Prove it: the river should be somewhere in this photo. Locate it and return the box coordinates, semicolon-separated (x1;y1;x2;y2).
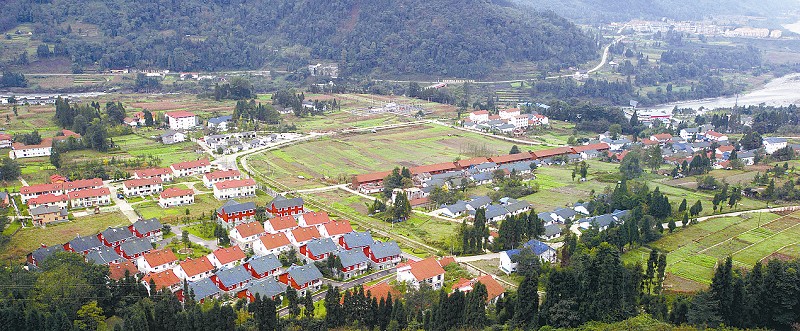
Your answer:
652;73;800;112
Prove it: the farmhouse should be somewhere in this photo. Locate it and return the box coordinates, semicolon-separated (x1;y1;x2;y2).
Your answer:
351;171;392;194
160;130;186;145
159;187;195;208
266;195;304;217
229;221;266;250
203;169;241;188
253;232;293;256
451;275;505;304
763;137;788;154
396;257;445;290
134;168;174;182
213;178;257;200
278;264;323;294
123;177;163;197
10;138;52;159
0;133;11;148
164;111;197;130
499;239;557;274
488;152;534;165
216;200;257;228
174;256;215;282
207;115;233;131
29;205;68;226
170;159;211;177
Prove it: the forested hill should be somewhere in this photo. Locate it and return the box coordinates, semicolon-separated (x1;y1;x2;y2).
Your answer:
512;0;799;23
1;0;599;78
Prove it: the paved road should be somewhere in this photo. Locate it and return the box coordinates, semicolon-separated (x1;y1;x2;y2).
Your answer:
277;268;396;317
455;252;500;263
106;182;141;223
586;36;626;74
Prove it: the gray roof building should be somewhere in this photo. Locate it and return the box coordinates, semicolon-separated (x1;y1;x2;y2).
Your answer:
336;249;369;268
484;205;510;220
86;246;124;265
245;278;285;300
217;200;257;214
214;265;253;289
130;218;162;235
341;232;375;249
118;237;152;257
208;115;233;126
286;264;323;285
505;201;531;214
29;245;64;266
246;254;282;275
553;207;577;220
189;278;221;301
67;235;102;253
467;196;492;210
269;195;304;210
368;241;402;259
100;226;134;245
543;224;562;238
305;237;339;257
537;212;555;223
29;205;68;217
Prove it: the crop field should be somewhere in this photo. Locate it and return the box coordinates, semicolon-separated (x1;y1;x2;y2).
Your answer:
0;211;132;263
622;211;800;292
247;124;521;189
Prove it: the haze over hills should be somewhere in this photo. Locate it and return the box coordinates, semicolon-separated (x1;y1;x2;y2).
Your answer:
511;0;800;23
1;0;599;78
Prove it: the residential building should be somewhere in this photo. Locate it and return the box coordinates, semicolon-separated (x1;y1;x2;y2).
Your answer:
98;226;134;247
211;265;253;292
87;247;125;265
123;177;163;197
298;211;331;228
364;241;402;269
230;221;265;250
187;278;222;303
703;130;728;142
468;110;489;123
134;168;174;182
351;171;392;194
499;239;557;274
142;269;182;294
0;192;8;207
29;205;68;226
239;278;284;303
174;256;215;282
66;187;111;208
27;245;64;268
216;200;257;228
278;264;323;294
129;218;163;242
300;237;339;262
116;237;153;260
340;231;375;251
10;138;53;159
541;224;562;240
161;130;186;144
396;257;445;290
170;159;211;177
138;249;178;274
64;235;103;255
108;260;139;280
320;220;353;240
451;275;505;304
264;215;298;234
20;182;63;203
27;194;69;210
764;137;788;154
253;232;293;256
164;111;197;130
0;133;11;148
208;246;247;269
266;195;304;217
203;169;241;188
207;115;233;131
290;226;321;247
336;249;369;279
213;178;257;200
243;254;282;279
159;187;195;208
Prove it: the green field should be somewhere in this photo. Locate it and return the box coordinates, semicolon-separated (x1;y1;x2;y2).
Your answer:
114;134;206;167
622;211;800;292
248;124;522;189
135;191;268;224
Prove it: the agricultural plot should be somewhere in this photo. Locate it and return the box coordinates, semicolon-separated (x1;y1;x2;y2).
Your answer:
248;124;520;189
622;211;800;291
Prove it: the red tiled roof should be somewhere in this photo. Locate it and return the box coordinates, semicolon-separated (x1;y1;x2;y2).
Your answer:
291;226;321;243
67;187;111;199
267;216;297;231
476;275;505;302
165;111;196;119
409;162;459;175
234;221;265;238
214;178;256;190
323;220;353;236
61;129;81;138
63;178;103;191
363;282;400;302
303;212;331;226
717;145;735;153
488;115;501;120
438;256;456;267
354;171;392;184
178;257;215;277
456;157;490;168
258;233;291;250
124;177;163;188
488;152;534;164
452;278;473;291
499;108;520;114
471;110;489;115
204;169;241;181
212;246;246;265
571;143;610;153
108;261;139;280
50;174;67;183
143;249;178;267
409;197;429;207
407;257;445;281
12;138;53;150
0;133;11;140
21;183;62;195
27;193;68;205
652;133;672;141
143;269;181;290
641;138;658;145
706;130;723;137
160;187;194;199
532;147;573;159
135;168;172;178
171;159;210;170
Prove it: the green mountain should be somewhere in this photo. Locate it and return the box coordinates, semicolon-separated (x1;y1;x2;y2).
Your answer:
1;0;599;78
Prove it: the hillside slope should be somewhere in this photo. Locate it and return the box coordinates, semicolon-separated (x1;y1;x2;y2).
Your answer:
0;0;599;78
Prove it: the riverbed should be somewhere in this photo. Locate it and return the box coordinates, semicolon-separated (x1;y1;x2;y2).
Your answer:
652;73;800;111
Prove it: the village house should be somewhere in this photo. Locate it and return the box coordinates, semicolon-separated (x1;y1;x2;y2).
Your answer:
0;133;12;149
164;111;198;130
278;264;323;294
137;249;178;274
207;115;233;131
229;221;266;250
290;226;321;247
211;264;254;292
0;192;8;207
64;235;103;255
468;110;490;123
134;168;174;182
679;127;699;140
243;254;282;279
98;226;134;247
264;215;298;234
116;237;153;260
27;193;69;210
239;278;284;303
208;246;247;270
10;138;53;159
19;182;63;203
320;220;353;241
351;171;392;194
160;130;186;145
763;137;788;154
703;130;728;142
364;241;402;270
300;237;339;262
203;169;241;188
174;256;216;282
27;245;64;268
541;224;563;241
253;232;293;256
108;260;139;280
336;249;370;279
396;257;446;290
67;187;112;209
29;205;68;226
213;178;257;200
187;278;222;303
340;231;374;251
216;200;257;228
123;177;163;197
499;239;557;274
86;247;125;265
159;187;195;208
266;195;304;217
170;159;212;177
142;269;182;294
451;275;506;305
129;218;163;242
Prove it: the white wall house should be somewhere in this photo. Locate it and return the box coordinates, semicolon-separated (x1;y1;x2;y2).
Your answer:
213;178;257;200
67;187;112;209
134;168;174;182
164;111;197;130
170;159;212;177
763;137;788;155
230;222;265;250
253;233;293;256
468;111;489;123
396;257;445;290
203;169;241;188
158;187;195;208
123;178;163;197
10;139;53;159
137;250;178;274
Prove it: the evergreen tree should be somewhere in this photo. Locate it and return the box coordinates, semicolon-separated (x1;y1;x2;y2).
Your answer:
514;272;539;328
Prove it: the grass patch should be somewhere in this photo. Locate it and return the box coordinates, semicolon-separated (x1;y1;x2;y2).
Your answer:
185;222;217;240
